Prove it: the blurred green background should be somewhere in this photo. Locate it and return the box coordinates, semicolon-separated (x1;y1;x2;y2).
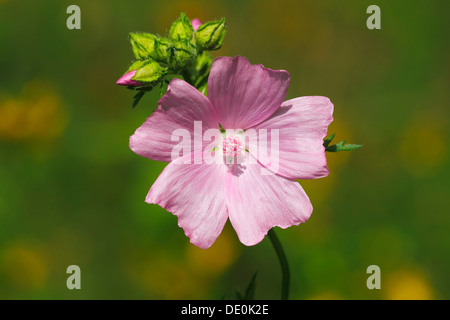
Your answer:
0;0;448;300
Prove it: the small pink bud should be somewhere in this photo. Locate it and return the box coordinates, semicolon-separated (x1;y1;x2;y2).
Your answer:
116;70;143;87
191;19;202;32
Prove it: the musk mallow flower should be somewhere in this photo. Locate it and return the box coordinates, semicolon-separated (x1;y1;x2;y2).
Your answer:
129;55;333;249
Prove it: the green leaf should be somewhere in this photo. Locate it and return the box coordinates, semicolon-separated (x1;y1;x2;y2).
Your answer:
132;91;145;108
243;272;258;300
233;272;258;300
169;12;194;42
195;18;226;50
233;290;243;300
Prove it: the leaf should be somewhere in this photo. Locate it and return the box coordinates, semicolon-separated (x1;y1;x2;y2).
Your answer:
132;91;145;108
243;272;258;300
231;272;258;300
233;290;243;300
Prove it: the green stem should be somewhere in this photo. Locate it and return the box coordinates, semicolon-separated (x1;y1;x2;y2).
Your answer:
267;228;290;300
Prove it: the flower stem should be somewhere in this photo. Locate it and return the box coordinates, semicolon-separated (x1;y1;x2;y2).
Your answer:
267;228;290;300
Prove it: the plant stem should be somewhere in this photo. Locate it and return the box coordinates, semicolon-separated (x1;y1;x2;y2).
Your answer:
267;228;290;300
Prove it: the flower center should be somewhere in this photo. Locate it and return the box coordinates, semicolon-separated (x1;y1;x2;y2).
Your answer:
222;135;244;157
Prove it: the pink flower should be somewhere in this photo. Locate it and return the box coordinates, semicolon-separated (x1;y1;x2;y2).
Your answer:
130;56;333;249
116;70;143;87
191;19;202;32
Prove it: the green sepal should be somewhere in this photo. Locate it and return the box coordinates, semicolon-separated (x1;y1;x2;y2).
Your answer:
195;18;226;50
323;133;362;152
126;60;146;73
323;132;336;148
131;59;167;83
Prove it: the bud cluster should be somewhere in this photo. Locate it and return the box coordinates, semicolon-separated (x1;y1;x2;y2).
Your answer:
116;12;226;95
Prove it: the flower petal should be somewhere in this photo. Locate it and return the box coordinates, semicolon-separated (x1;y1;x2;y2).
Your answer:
207;56;290;130
129;79;218;162
226;155;312;246
147;153;228;249
249;96;334;180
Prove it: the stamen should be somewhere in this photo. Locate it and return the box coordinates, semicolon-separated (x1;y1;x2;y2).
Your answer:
222;136;244;157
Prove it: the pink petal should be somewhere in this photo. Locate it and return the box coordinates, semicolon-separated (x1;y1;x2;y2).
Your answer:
116;70;143;87
129;79;218;162
248;96;334;180
147;153;228;249
191;19;202;32
226;154;313;246
207;56;290;130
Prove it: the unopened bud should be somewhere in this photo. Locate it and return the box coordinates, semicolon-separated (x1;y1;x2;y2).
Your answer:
116;70;143;87
195;18;226;50
169;41;197;72
131;59;167;83
169;12;194;42
129;33;157;60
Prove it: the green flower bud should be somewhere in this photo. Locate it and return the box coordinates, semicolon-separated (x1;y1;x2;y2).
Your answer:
131;59;167;83
169;40;197;72
195;18;226;50
129;33;158;60
169;12;194;42
154;37;172;62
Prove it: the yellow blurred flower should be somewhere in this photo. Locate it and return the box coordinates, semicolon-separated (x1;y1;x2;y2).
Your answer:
399;119;446;177
124;225;240;299
186;223;239;276
1;242;48;290
384;269;434;300
0;81;68;143
308;291;344;300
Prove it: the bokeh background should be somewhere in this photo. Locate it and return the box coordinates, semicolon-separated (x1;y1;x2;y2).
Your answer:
0;0;448;300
